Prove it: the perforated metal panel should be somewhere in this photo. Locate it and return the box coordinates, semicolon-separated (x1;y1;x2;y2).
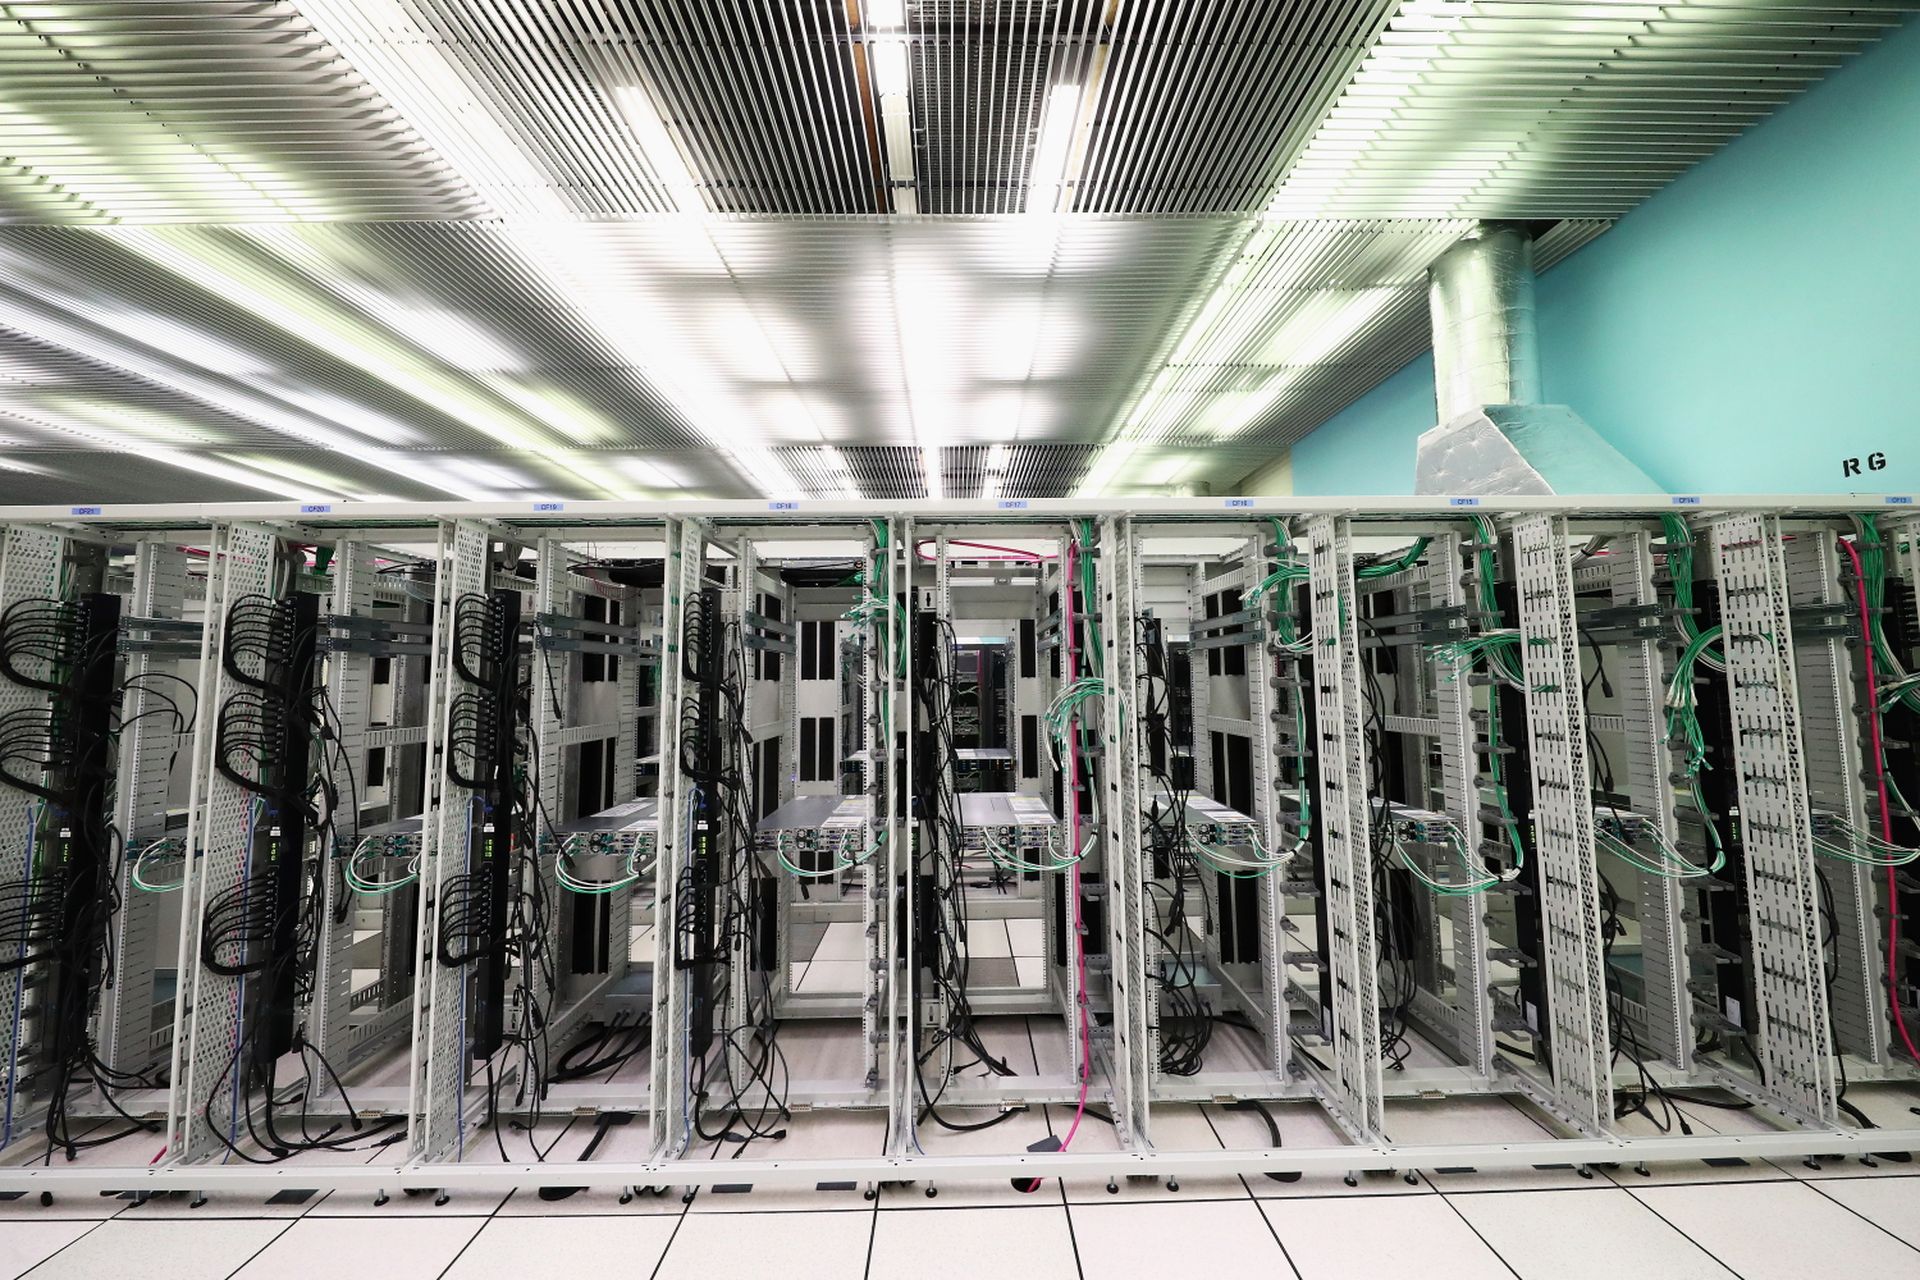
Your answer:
1099;517;1146;1142
1608;530;1692;1070
1709;515;1837;1125
412;520;491;1161
172;523;279;1164
101;542;194;1078
1304;516;1383;1140
310;542;375;1072
1783;529;1884;1065
648;517;704;1157
1427;530;1494;1078
1510;515;1610;1137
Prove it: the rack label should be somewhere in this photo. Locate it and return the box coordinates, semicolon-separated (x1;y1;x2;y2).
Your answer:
1885;495;1913;505
997;499;1030;510
1670;495;1702;506
1447;496;1481;507
768;500;800;511
1223;497;1254;509
532;502;565;512
69;505;102;516
300;503;333;514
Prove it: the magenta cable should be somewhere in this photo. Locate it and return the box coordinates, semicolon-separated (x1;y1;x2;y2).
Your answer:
1839;534;1920;1066
1057;534;1094;1153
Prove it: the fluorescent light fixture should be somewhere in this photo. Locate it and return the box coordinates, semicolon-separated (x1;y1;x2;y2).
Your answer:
1026;84;1082;213
866;0;905;27
870;40;910;96
613;84;703;213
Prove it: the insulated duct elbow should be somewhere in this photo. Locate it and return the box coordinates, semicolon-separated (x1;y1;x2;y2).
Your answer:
1428;223;1541;424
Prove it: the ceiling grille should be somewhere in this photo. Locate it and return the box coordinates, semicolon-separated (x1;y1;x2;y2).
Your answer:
0;1;479;223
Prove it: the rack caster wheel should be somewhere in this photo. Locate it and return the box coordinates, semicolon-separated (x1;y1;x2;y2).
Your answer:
434;1192;450;1207
863;1187;878;1202
374;1191;389;1206
1166;1179;1180;1193
925;1185;938;1199
1106;1179;1119;1195
1802;1157;1821;1171
1576;1166;1594;1180
1861;1155;1879;1168
38;1192;52;1208
619;1188;635;1205
1634;1163;1650;1178
681;1190;697;1205
1343;1174;1357;1188
1403;1172;1418;1186
190;1194;207;1209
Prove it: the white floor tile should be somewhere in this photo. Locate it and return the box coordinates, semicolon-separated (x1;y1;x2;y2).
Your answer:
1062;1104;1244;1203
871;1205;1079;1280
690;1108;888;1212
494;1114;680;1217
1809;1175;1920;1249
795;960;867;994
442;1216;679;1280
888;1105;1058;1208
654;1205;871;1280
1014;956;1046;989
1006;918;1046;957
1602;1093;1795;1186
1070;1199;1292;1279
0;1219;96;1280
1259;1194;1514;1279
1448;1187;1734;1279
20;1219;289;1280
1384;1097;1588;1193
964;921;1013;959
807;922;869;963
1633;1180;1920;1280
229;1216;481;1280
1219;1102;1434;1199
778;1018;872;1077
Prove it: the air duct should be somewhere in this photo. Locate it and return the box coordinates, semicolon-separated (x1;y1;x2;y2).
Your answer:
1413;224;1660;497
1429;223;1541;424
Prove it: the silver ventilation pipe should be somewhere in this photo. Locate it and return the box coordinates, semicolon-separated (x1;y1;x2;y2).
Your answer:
1428;223;1541;425
1413;223;1661;496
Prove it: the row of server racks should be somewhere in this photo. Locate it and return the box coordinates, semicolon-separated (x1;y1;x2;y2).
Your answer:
0;499;1914;1200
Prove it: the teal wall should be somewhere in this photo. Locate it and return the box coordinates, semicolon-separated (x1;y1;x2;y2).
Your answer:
1288;15;1919;498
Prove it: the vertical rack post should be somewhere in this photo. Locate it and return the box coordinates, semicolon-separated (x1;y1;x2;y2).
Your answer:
410;520;491;1161
1303;516;1384;1142
649;516;704;1157
1510;514;1611;1137
1709;513;1837;1126
170;522;280;1164
1099;516;1146;1143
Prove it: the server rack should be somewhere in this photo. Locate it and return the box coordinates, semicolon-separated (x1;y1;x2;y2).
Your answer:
0;496;1906;1201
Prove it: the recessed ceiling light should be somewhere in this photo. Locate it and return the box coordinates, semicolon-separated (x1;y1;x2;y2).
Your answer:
612;84;703;213
1027;84;1082;213
870;40;910;96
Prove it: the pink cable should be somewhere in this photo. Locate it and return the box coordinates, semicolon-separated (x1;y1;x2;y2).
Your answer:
914;539;1054;563
1057;536;1093;1154
1839;535;1920;1067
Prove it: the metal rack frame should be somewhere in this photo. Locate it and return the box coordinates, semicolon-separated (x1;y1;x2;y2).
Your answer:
0;494;1912;1194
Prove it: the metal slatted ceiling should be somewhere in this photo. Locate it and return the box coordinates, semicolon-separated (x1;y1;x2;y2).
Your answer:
1265;0;1913;219
0;1;479;223
0;217;1245;498
1071;2;1392;213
